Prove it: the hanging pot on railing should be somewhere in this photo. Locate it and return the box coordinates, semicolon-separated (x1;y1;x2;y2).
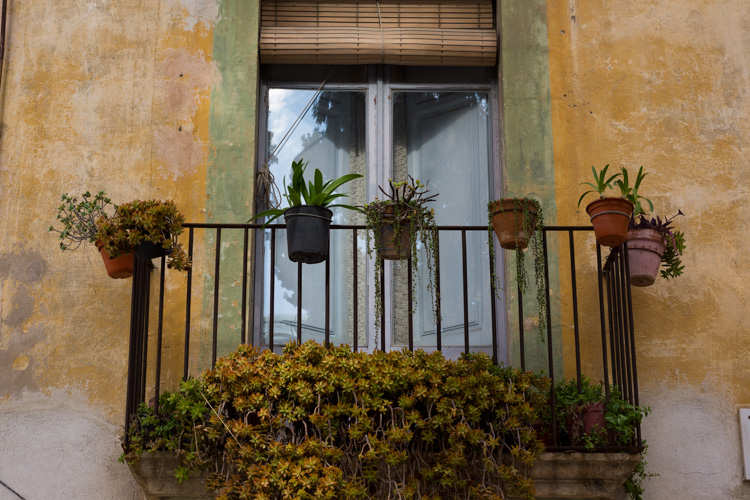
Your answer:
284;205;333;264
134;239;168;261
96;241;134;279
626;229;666;287
489;198;538;250
378;205;412;260
585;197;633;247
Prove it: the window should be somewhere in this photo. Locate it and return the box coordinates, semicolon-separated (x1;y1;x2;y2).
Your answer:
254;65;503;358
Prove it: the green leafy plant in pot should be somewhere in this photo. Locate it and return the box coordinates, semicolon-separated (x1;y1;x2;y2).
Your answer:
95;199;191;271
487;197;547;337
578;164;635;247
628;210;685;286
251;158;363;264
50;191;134;279
363;177;439;331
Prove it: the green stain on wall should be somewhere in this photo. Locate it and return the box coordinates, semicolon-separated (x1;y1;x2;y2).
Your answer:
203;0;260;362
500;0;561;378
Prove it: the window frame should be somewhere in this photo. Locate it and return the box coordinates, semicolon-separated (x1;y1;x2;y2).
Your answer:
252;65;507;362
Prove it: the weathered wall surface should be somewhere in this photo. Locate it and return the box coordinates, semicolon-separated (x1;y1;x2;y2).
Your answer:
547;1;750;498
0;1;257;498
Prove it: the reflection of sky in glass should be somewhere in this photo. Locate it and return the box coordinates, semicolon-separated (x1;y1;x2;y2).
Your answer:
267;89;321;193
264;89;322;320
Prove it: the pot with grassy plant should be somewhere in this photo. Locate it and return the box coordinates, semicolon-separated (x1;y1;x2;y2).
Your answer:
50;191;134;279
364;177;439;330
96;199;191;271
487;197;547;336
251;158;362;264
627;211;685;287
578;165;635;247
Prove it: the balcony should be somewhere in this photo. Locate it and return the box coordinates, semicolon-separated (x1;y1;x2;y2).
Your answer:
124;222;644;497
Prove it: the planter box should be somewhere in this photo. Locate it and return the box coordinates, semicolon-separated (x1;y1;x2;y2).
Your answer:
526;452;641;499
124;451;218;500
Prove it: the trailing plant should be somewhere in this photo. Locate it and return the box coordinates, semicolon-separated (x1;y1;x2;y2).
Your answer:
487;198;547;338
544;377;650;451
95;199;191;271
623;442;658;500
125;341;550;499
615;166;653;217
251;158;363;228
630;210;686;279
364;177;440;333
122;377;226;483
49;191;116;250
577;164;621;207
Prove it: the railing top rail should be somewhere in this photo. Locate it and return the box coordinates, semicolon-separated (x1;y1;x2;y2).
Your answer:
183;222;595;232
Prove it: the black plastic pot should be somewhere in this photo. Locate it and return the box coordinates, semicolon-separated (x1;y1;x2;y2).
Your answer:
284;205;333;264
135;240;168;260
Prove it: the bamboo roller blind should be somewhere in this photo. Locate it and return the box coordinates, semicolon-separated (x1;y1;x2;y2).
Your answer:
260;0;497;66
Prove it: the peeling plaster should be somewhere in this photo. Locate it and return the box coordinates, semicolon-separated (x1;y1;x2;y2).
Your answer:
177;0;220;31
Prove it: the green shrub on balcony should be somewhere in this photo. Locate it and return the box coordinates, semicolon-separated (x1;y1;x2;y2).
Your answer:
125;341;549;499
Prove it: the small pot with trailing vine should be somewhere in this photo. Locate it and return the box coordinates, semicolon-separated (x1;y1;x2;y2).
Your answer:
363;177;440;331
627;210;685;287
50;191;134;279
487;197;547;337
578;164;638;247
251;158;362;264
95;199;191;271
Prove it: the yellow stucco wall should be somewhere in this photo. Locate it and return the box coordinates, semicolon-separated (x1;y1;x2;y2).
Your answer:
0;0;215;419
547;2;750;496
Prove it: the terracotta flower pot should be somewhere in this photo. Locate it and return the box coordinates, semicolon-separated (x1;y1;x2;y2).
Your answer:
378;205;411;260
489;198;538;250
582;402;606;435
96;241;134;279
626;229;666;287
585;198;634;247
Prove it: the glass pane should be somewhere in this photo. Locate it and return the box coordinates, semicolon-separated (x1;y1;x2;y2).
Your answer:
392;91;493;347
262;89;367;347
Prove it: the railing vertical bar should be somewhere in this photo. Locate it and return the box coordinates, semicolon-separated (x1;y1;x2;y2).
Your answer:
596;244;611;398
623;242;642;445
140;261;151;407
241;227;249;345
488;233;497;364
325;241;331;349
517;279;526;372
407;255;414;352
125;257;146;447
619;246;634;404
352;228;359;353
542;229;558;444
605;259;618;391
380;261;385;352
183;228;194;379
611;250;625;393
297;261;303;345
569;230;582;386
435;230;442;352
269;228;276;352
154;256;166;411
211;228;222;368
461;229;470;354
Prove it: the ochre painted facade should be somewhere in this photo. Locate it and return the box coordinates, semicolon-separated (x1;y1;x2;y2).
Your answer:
0;0;749;498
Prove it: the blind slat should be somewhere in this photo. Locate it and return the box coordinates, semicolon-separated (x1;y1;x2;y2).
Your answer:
261;0;497;66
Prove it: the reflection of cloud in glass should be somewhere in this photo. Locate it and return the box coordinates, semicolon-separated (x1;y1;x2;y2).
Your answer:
268;89;320;180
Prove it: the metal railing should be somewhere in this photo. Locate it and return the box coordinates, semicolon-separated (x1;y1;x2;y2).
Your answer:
124;223;642;452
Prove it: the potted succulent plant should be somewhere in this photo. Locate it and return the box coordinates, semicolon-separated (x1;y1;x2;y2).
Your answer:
487;197;547;336
363;177;439;330
50;191;134;279
251;158;362;264
95;199;191;271
627;211;685;286
578;165;636;247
